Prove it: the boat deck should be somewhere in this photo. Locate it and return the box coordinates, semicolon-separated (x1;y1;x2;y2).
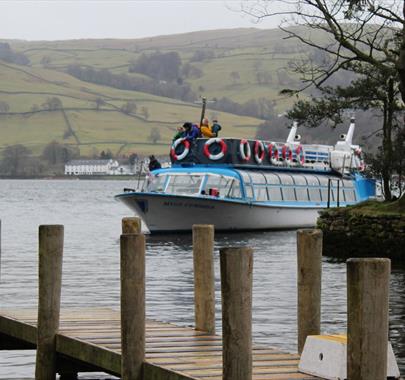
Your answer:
0;307;321;379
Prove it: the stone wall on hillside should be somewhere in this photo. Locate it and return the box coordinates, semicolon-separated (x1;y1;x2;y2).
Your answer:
317;209;405;262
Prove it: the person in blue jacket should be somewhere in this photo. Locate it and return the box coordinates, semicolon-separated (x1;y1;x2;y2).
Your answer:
183;122;200;141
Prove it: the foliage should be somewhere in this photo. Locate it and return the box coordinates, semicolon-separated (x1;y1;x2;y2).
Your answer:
42;141;79;165
148;127;161;143
129;52;182;82
0;101;10;113
121;101;137;115
0;144;32;176
41;97;63;111
66;64;197;102
0;42;30;65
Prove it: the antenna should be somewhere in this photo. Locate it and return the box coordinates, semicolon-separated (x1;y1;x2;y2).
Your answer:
194;96;215;126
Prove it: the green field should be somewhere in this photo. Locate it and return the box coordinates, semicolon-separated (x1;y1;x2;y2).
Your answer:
0;27;314;156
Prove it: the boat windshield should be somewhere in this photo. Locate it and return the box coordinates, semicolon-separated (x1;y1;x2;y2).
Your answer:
147;172;241;198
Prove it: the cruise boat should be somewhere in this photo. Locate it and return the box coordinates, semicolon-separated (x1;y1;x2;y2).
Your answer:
115;119;376;233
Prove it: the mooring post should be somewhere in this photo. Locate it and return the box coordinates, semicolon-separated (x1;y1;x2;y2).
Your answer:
122;216;142;234
192;224;215;334
297;229;322;354
35;225;64;380
120;233;145;380
220;247;253;380
347;258;390;380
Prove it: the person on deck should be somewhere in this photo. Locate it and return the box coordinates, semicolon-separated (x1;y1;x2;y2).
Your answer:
183;122;200;141
148;155;161;171
211;119;222;136
200;118;216;138
172;126;185;142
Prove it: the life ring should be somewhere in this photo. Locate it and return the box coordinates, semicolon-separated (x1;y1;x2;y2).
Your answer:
281;144;293;164
354;147;365;171
239;139;251;161
268;142;280;165
170;138;190;161
295;144;305;165
203;138;227;160
254;140;265;164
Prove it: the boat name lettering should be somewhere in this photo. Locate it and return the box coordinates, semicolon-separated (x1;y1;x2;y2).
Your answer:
163;201;214;209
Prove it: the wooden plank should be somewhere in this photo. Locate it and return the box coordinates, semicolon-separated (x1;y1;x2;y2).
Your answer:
0;308;321;380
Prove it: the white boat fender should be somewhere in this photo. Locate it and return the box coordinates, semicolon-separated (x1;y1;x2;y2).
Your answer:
239;139;251;161
254;140;265;164
282;144;293;165
295;144;305;165
203;138;227;160
268;142;280;165
298;335;400;380
170;138;190;161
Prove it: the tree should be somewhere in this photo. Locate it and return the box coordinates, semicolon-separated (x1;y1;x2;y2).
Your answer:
121;101;137;115
140;106;149;120
288;64;403;200
148;127;161;144
42;141;78;165
243;1;405;102
94;97;105;110
0;101;10;113
244;0;405;200
230;71;241;84
42;97;63;111
0;144;31;176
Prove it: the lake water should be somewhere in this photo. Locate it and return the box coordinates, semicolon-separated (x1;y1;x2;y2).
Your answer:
0;179;403;379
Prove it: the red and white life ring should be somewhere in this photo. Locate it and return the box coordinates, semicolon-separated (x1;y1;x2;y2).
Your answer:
170;138;190;161
295;144;305;165
268;142;279;165
254;140;265;164
282;144;293;164
239;139;251;161
203;138;227;160
354;147;365;171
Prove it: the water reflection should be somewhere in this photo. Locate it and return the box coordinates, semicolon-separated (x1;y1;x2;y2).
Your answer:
0;180;403;378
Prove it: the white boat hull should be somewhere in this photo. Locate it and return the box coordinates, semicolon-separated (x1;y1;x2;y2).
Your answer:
116;193;321;233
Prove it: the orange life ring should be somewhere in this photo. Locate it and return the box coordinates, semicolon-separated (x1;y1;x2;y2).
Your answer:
239;139;251;161
203;138;227;160
254;140;265;164
170;138;190;161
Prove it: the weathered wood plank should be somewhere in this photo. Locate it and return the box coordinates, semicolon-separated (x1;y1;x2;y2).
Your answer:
0;308;320;380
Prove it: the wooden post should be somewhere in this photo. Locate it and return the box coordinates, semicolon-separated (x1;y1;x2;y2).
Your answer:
297;229;322;354
35;225;64;380
192;224;215;334
220;247;253;380
120;233;145;380
122;217;141;234
347;258;390;380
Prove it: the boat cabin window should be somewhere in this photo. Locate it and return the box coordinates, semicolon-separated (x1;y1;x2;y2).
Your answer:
166;174;203;195
268;187;282;201
264;173;280;185
203;174;242;199
148;174;168;192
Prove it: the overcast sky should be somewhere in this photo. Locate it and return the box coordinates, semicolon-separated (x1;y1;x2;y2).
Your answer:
0;0;280;41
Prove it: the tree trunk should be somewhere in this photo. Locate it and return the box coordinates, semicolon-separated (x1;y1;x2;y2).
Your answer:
399;2;405;103
382;78;395;201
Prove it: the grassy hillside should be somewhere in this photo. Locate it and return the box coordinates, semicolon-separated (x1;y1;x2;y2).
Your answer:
0;27;374;158
0;59;262;156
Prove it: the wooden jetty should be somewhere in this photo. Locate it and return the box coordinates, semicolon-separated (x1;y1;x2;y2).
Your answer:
0;307;313;379
0;218;393;380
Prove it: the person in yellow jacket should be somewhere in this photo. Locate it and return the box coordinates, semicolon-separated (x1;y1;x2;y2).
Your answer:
200;118;217;138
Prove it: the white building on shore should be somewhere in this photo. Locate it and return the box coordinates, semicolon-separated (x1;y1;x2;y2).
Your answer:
65;159;122;175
